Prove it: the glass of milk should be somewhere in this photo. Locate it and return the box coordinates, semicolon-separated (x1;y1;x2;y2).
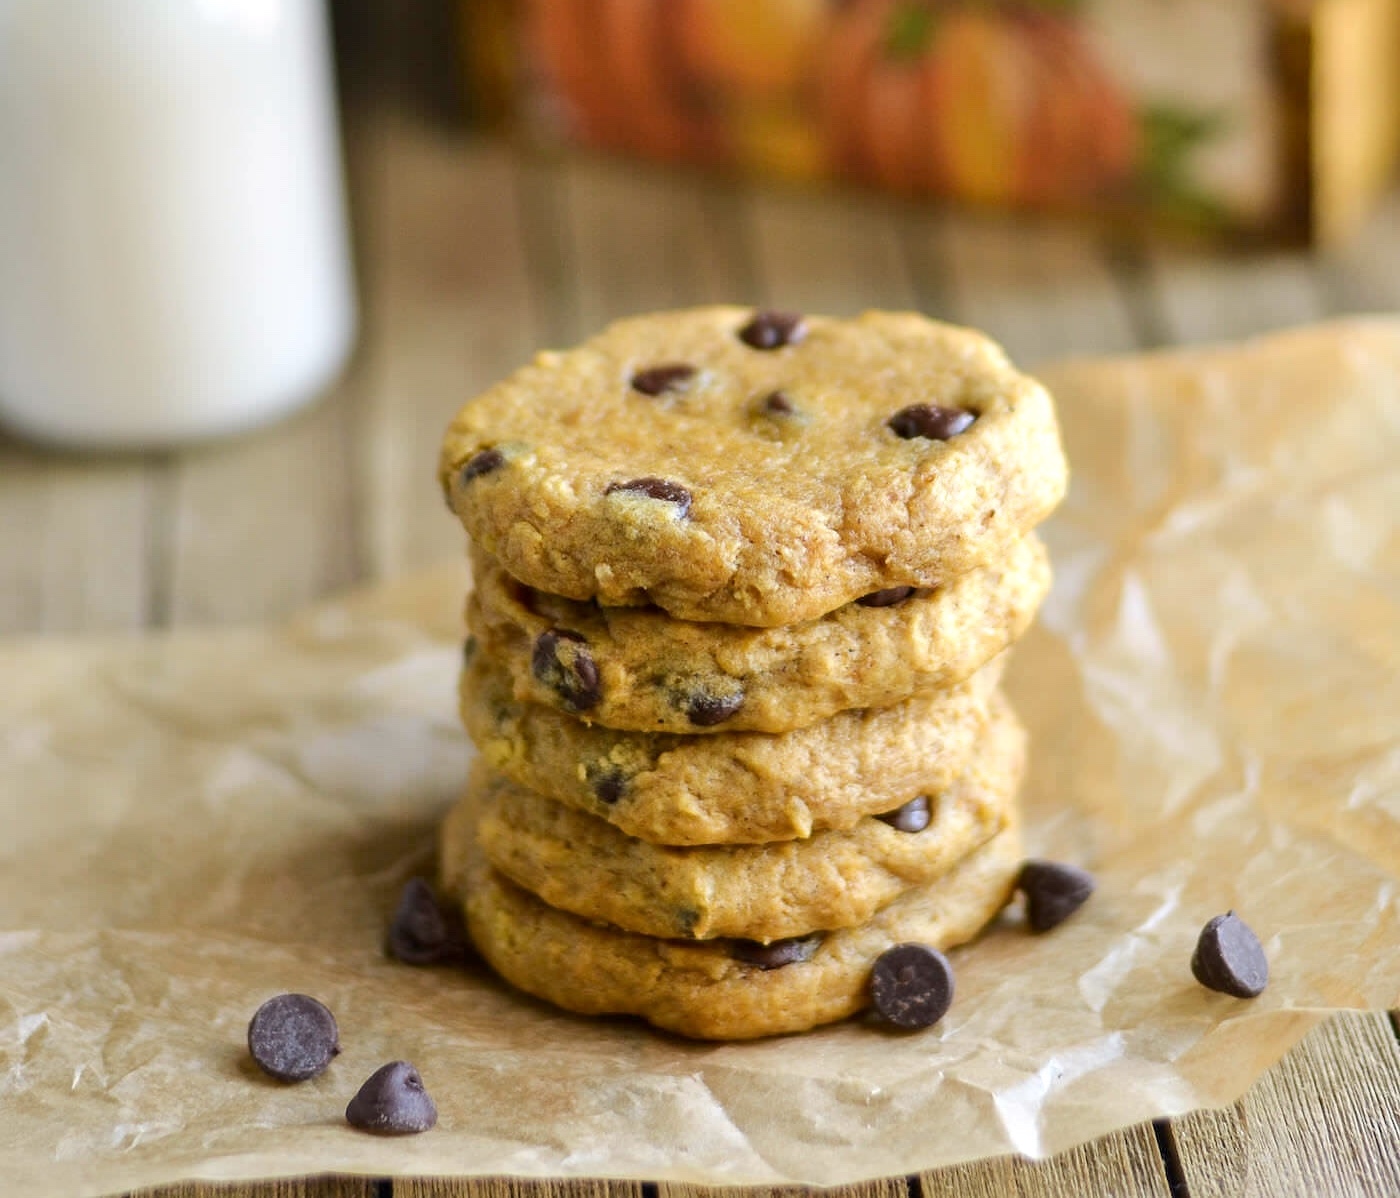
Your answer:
0;0;357;449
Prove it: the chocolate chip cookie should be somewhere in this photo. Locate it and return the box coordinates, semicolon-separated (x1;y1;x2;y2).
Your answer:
468;533;1048;733
460;650;1005;844
473;697;1024;941
441;793;1023;1040
440;307;1067;627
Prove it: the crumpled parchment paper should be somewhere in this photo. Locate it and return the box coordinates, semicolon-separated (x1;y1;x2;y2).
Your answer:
2;320;1398;1196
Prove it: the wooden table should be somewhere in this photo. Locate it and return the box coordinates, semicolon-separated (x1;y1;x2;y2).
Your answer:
5;102;1400;1197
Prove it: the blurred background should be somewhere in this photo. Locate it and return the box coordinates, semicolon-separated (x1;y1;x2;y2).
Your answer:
1;0;1398;633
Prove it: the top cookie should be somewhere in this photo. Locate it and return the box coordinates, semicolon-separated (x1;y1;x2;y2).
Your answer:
441;307;1067;627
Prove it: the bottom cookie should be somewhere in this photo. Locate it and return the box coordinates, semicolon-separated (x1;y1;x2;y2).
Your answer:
441;798;1023;1040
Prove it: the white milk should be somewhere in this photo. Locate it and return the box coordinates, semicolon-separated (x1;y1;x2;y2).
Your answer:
0;0;356;448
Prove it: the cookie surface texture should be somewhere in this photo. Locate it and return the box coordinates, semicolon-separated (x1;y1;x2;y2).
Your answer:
460;651;1005;844
472;697;1025;941
468;534;1049;733
441;307;1067;626
441;799;1023;1040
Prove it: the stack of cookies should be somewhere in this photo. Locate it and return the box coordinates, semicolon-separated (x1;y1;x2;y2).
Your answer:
437;307;1067;1039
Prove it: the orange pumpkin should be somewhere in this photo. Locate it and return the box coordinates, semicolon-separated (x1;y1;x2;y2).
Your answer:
525;0;721;163
672;0;829;101
817;0;1140;207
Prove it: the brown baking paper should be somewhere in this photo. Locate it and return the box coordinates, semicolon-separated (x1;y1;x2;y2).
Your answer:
3;320;1400;1195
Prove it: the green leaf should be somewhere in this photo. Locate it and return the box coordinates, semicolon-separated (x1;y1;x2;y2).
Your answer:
883;3;938;61
1135;104;1232;228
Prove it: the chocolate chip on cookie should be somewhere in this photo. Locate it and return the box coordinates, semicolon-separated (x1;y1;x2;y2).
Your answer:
247;993;340;1082
346;1061;438;1136
387;877;470;967
605;477;693;516
738;309;805;350
760;390;795;415
731;933;822;970
460;447;505;483
856;585;917;608
870;943;954;1030
888;404;976;441
1017;860;1095;932
631;363;696;396
531;629;601;712
876;795;931;833
683;689;745;727
1191;912;1268;998
588;765;628;805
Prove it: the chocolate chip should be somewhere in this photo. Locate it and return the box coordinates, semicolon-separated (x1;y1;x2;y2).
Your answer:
856;586;916;608
870;943;954;1030
731;933;822;970
589;766;627;805
531;629;601;712
345;1061;438;1136
605;477;693;516
387;878;470;967
888;404;976;441
462;636;477;665
460;447;505;483
631;363;697;396
1017;860;1096;933
1192;912;1269;998
738;310;806;350
876;795;931;833
761;390;795;415
247;994;340;1082
684;689;745;726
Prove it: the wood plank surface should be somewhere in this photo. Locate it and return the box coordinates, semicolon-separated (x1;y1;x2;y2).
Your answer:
0;444;156;634
162;392;360;626
1168;1012;1400;1198
1141;244;1325;346
354;115;539;581
913;213;1140;364
920;1123;1173;1198
402;1182;641;1198
11;70;1397;1198
555;159;751;339
660;1182;907;1198
743;187;916;314
1321;191;1400;313
127;1183;380;1198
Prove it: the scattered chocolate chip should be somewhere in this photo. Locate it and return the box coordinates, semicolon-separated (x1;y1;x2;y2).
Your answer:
387;878;470;967
1017;860;1096;933
887;404;977;441
856;586;916;608
1192;912;1269;998
605;477;693;516
761;390;795;415
531;629;602;712
460;448;505;484
631;363;696;396
247;994;340;1082
462;636;477;665
876;795;931;833
738;310;806;350
731;933;822;970
870;943;954;1030
684;689;745;726
345;1061;438;1135
589;766;627;805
